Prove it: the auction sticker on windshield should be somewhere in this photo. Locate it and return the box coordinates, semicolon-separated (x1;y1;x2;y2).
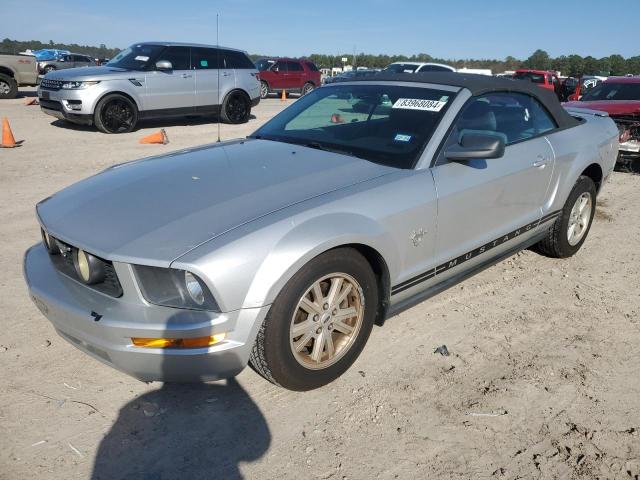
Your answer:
392;98;448;112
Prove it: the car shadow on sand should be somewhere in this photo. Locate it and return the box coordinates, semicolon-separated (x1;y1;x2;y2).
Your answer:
50;115;257;133
91;378;270;480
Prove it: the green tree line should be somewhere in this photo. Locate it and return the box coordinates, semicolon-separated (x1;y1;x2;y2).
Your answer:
301;49;640;76
3;39;639;76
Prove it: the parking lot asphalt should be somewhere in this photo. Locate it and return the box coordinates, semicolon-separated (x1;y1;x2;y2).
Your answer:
1;87;639;479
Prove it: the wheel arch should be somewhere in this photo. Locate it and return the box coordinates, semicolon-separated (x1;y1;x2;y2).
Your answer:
581;163;603;193
94;90;141;112
223;87;251;104
0;66;16;78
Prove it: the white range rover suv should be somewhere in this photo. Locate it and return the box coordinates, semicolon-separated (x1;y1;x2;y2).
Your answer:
37;42;261;133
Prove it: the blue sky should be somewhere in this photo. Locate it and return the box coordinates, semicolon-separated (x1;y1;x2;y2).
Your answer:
1;0;638;59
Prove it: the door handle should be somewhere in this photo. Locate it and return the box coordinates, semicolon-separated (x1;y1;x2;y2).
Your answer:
222;72;231;77
181;73;193;78
532;156;548;168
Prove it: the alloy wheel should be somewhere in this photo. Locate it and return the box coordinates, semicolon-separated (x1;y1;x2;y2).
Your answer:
0;81;9;95
226;94;248;123
567;192;592;246
289;273;364;370
100;99;134;133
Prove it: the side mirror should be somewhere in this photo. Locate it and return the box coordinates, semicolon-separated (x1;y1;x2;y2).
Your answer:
155;60;173;71
445;133;505;161
271;66;279;73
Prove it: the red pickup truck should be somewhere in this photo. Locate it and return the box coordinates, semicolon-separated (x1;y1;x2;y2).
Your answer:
564;76;640;168
513;69;562;99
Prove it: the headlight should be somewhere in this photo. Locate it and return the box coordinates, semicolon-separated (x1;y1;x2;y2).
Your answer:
41;228;58;254
134;266;218;311
61;81;100;90
184;271;205;305
73;248;106;284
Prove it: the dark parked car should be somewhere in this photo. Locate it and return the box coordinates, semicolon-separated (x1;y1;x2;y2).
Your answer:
38;53;96;74
255;58;321;98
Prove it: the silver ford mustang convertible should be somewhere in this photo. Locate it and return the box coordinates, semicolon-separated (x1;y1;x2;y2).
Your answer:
24;73;618;390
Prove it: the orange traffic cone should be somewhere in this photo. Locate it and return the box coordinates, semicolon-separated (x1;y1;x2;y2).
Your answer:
25;97;39;106
139;129;169;145
281;89;287;102
1;118;18;148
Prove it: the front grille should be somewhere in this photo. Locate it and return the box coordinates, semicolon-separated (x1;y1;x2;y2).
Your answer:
40;78;64;91
47;237;123;298
39;99;62;111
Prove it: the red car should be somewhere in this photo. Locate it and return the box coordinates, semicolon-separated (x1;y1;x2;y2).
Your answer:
255;58;321;99
513;69;562;99
564;76;640;167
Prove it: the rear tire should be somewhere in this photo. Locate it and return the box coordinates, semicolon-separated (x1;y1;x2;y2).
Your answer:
0;73;18;99
249;248;378;391
220;91;251;124
535;175;596;258
93;94;138;134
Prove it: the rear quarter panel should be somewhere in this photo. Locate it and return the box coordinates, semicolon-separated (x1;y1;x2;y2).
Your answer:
544;112;618;214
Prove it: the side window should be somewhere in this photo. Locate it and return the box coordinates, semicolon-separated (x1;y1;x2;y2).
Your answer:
305;62;319;72
273;60;287;72
441;92;558;156
192;47;221;69
287;61;303;72
223;50;255;69
419;65;451;72
159;46;191;70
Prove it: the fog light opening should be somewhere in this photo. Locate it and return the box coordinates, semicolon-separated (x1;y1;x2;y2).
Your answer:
131;333;227;349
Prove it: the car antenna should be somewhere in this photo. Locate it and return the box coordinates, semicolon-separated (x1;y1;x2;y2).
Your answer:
216;13;222;143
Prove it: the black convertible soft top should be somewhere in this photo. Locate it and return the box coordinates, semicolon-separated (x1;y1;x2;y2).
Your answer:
346;72;580;129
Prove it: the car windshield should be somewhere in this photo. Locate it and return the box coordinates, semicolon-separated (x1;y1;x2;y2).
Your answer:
514;72;545;84
106;44;165;70
255;59;275;71
581;82;640;101
250;84;456;169
383;63;420;73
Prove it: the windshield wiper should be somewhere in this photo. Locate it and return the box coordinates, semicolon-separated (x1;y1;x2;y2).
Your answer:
304;142;361;159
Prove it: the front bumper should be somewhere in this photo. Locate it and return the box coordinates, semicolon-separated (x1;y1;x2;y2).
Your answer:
37;85;99;125
23;244;270;382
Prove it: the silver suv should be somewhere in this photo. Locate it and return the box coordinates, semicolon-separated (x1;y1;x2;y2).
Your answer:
37;42;260;133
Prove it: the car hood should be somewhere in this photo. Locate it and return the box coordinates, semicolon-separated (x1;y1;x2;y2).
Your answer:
45;66;131;81
37;139;394;266
563;100;640;117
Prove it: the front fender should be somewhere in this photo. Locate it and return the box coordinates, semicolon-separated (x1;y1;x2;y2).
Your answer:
172;208;398;313
244;212;397;309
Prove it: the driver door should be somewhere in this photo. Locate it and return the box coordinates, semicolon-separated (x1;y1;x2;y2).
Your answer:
143;46;196;113
430;92;556;284
269;60;288;91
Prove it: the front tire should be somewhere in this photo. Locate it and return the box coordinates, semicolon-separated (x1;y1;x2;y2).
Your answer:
93;94;138;134
535;175;596;258
301;82;315;96
0;73;18;99
260;81;269;99
249;248;378;391
220;91;251;124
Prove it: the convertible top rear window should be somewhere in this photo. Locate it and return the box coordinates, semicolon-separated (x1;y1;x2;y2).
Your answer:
251;84;457;169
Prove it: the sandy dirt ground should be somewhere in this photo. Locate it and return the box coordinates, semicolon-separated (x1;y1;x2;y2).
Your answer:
1;87;639;480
